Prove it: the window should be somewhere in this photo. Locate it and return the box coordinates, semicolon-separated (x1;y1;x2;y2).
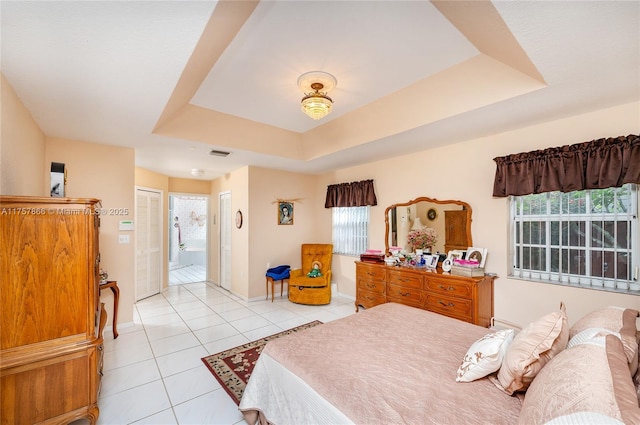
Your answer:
332;206;369;256
511;184;638;292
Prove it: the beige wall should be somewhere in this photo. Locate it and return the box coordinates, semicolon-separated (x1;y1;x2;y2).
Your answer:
0;73;46;196
246;167;323;300
169;177;211;194
45;137;135;328
321;101;640;326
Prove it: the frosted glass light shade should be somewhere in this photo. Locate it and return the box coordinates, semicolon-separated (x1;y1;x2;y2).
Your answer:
298;72;336;120
301;94;333;120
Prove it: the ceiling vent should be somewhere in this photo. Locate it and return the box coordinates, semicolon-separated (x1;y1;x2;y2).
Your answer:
210;149;231;157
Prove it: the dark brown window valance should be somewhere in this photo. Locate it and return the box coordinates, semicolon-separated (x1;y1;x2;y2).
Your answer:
493;134;640;197
325;179;377;208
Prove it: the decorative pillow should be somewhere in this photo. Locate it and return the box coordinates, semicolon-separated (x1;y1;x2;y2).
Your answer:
497;302;568;394
569;306;639;374
518;335;640;425
456;329;515;382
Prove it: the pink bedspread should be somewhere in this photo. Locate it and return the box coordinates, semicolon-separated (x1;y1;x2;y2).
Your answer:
259;302;521;424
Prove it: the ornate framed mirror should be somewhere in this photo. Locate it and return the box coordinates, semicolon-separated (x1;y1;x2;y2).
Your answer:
384;197;473;255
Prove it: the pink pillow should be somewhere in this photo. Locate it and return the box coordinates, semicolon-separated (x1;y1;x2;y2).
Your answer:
569;306;639;375
497;302;568;394
518;335;640;425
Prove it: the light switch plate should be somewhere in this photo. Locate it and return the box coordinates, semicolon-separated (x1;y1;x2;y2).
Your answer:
118;234;130;244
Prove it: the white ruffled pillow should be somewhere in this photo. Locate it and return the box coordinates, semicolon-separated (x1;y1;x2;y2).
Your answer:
456;329;515;382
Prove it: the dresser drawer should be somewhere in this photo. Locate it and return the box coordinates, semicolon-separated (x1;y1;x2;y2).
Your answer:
356;290;386;309
387;270;422;289
424;278;473;299
387;284;423;307
357;278;385;294
356;263;386;281
425;294;473;321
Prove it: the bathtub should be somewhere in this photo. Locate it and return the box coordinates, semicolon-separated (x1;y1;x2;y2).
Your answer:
179;239;206;266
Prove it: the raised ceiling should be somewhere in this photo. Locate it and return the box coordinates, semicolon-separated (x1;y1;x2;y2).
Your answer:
2;1;638;180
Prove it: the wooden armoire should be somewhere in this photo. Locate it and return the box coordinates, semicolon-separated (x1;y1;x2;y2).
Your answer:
444;209;469;253
0;196;106;424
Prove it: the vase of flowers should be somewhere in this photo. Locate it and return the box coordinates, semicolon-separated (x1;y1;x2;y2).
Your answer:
407;227;438;252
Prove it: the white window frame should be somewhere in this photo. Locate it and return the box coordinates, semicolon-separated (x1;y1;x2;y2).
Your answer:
510;184;639;293
332;206;369;256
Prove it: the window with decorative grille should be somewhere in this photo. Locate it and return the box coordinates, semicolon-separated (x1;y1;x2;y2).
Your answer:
511;184;638;292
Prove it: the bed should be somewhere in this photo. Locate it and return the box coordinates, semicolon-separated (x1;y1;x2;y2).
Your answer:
239;302;521;424
239;302;640;425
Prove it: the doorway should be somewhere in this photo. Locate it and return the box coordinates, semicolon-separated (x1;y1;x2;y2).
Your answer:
169;194;209;285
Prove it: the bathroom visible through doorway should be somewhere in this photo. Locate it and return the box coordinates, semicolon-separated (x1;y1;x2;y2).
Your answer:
169;194;208;285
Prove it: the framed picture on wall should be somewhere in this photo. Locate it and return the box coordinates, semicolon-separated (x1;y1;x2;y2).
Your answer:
278;201;294;225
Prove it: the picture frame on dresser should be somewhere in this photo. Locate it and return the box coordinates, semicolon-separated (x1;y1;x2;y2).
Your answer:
425;254;438;269
447;250;466;262
466;247;487;268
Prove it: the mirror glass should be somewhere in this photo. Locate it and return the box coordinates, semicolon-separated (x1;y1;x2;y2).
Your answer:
384;197;473;255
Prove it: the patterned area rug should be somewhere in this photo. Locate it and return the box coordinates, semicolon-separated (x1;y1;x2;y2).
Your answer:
201;321;322;405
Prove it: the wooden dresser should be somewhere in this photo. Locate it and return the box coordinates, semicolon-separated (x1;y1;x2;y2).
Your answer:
0;196;106;425
356;261;494;327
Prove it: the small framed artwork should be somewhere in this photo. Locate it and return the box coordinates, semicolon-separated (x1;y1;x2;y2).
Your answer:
427;208;437;221
426;254;439;269
278;201;294;225
447;250;466;262
466;247;487;268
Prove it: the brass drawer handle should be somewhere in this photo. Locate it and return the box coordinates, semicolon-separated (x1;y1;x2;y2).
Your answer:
366;283;375;289
399;292;411;297
438;285;455;291
398;278;412;282
438;300;455;307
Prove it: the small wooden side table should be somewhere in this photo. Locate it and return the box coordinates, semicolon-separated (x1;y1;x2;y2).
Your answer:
265;276;288;302
99;280;120;338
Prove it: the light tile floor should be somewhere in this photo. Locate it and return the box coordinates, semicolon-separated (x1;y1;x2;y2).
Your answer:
86;282;355;425
169;264;207;285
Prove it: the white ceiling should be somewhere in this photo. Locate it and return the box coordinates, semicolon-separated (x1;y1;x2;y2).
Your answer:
2;1;639;180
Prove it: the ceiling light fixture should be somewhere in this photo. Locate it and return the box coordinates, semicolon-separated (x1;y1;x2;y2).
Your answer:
297;71;337;120
191;168;204;177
